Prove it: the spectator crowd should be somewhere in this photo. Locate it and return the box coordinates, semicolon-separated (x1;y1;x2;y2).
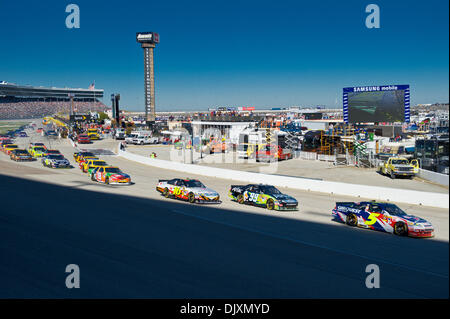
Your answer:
0;97;108;119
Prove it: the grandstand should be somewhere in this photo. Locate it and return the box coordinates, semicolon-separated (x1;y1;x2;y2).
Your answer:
0;82;108;119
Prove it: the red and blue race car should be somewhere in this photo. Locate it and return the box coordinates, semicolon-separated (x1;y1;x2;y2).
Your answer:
332;201;434;238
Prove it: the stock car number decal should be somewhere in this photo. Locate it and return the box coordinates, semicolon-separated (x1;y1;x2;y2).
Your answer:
173;187;183;196
365;213;381;225
246;192;260;202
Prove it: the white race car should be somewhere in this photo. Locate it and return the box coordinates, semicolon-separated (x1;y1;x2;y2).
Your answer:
156;178;221;204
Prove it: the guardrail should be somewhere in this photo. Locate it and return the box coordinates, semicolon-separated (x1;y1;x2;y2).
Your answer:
297;151;318;160
317;154;336;162
118;149;449;209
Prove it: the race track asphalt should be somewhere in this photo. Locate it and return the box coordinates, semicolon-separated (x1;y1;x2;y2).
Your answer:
0;122;448;298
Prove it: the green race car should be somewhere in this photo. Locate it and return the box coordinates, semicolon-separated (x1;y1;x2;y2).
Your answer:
90;166;131;185
229;184;298;211
29;146;47;158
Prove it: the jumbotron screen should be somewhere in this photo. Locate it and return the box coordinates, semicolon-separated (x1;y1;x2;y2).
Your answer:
343;85;410;123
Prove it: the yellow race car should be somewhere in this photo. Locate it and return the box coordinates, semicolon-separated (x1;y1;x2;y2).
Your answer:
3;144;19;155
77;155;99;169
73;151;96;163
81;159;108;173
28;146;47;158
10;149;34;161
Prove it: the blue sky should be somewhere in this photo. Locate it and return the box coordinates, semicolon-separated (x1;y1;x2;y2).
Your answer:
0;0;448;111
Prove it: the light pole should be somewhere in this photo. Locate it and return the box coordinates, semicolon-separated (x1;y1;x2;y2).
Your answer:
68;93;74;135
111;94;116;128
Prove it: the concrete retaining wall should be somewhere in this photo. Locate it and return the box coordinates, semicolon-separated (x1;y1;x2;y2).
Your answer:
418;169;449;187
118;149;449;209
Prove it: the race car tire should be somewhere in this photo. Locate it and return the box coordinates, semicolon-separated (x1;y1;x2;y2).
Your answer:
105;177;109;185
163;188;170;198
346;214;358;227
266;199;275;210
91;174;96;181
188;192;196;204
390;171;396;179
394;222;408;236
237;194;245;204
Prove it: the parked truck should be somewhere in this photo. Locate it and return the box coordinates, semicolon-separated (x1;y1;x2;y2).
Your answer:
378;157;419;179
125;133;138;144
256;144;293;162
114;128;126;140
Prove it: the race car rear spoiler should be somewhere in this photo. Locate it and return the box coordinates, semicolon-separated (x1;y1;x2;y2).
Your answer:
230;185;246;193
335;202;365;208
158;179;169;183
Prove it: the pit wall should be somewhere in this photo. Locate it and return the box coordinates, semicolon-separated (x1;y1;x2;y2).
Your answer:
118;149;449;209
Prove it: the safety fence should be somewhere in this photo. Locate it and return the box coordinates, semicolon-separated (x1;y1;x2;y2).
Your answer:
295;151;317;160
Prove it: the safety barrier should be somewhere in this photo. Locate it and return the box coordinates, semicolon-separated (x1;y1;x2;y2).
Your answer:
68;137;77;149
317;154;336;162
297;151;317;160
118;149;449;209
417;169;449;187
